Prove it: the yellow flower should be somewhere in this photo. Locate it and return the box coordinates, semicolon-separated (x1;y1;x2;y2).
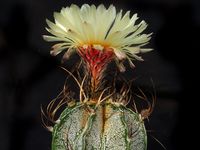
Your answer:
43;4;152;71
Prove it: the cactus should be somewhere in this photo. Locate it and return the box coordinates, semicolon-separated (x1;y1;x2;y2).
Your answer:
52;102;147;150
43;4;153;150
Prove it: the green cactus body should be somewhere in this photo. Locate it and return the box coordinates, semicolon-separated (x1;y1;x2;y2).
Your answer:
52;101;147;150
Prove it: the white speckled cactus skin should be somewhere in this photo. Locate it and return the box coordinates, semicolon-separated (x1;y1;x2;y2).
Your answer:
52;102;147;150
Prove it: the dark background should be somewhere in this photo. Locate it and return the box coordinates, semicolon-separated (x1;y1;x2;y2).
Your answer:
0;0;199;150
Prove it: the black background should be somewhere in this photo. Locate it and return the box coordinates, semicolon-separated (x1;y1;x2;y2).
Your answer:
0;0;199;150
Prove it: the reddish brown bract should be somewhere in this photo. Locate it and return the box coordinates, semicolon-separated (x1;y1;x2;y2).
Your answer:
78;46;114;90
